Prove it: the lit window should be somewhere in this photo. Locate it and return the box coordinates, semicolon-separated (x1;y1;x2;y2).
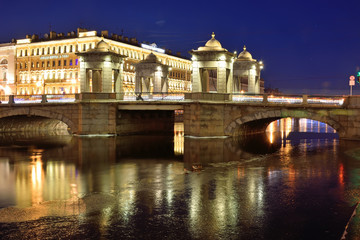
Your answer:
75;59;78;65
70;60;73;66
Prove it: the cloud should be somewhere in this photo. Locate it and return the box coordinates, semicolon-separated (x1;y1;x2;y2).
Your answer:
155;20;166;27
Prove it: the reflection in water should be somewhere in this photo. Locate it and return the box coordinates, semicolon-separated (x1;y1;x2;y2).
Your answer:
0;120;359;240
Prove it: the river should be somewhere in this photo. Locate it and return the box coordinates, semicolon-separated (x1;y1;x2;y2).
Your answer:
0;119;359;240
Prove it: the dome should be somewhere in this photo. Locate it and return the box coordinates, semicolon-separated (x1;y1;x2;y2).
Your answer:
197;32;224;51
143;52;159;63
95;40;110;52
238;46;253;60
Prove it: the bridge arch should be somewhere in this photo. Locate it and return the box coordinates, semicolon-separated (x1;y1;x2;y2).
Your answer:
225;109;343;137
0;107;77;134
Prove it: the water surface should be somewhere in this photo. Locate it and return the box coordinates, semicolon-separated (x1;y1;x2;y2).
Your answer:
0;119;359;239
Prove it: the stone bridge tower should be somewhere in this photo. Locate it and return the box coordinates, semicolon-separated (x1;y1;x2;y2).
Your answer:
189;33;235;94
134;53;169;95
233;46;263;94
77;40;126;99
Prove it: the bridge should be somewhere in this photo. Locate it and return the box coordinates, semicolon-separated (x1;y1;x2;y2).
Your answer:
1;36;359;140
0;92;359;140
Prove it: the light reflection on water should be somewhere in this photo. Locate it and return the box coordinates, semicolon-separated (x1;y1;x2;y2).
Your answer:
0;119;359;239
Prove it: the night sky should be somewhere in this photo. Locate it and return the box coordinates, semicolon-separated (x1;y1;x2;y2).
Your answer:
1;0;360;95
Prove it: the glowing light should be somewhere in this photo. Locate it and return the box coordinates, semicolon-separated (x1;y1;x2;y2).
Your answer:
78;31;97;37
141;43;165;53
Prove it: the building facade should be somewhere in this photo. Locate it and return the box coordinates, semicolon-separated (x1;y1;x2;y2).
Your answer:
8;28;192;96
0;43;16;95
0;29;265;96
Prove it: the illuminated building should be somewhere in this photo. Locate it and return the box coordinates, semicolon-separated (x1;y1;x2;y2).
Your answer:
0;43;16;96
10;28;192;95
0;29;266;96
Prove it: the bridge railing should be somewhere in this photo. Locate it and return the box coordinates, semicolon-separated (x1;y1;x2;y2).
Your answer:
124;92;185;101
0;93;346;106
232;94;345;106
0;94;76;104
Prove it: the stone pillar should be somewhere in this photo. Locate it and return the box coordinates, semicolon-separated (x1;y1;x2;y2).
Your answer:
92;70;102;92
248;69;256;93
153;70;162;93
192;62;201;92
217;66;227;93
135;75;142;94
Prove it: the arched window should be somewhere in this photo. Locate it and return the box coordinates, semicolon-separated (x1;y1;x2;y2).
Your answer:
0;59;8;64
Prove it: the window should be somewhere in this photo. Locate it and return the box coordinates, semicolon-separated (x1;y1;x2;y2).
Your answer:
58;46;61;54
70;45;73;52
47;61;50;67
64;60;67;66
25;50;27;56
75;72;78;79
42;61;44;68
64;46;67;53
52;61;55;67
58;60;61;66
70;59;73;66
53;47;55;54
42;48;44;55
75;59;78;65
20;63;22;69
31;49;34;56
36;48;39;55
36;62;39;68
25;63;27;68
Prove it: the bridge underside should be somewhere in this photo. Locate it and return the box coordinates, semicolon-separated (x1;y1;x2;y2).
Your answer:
0;116;69;135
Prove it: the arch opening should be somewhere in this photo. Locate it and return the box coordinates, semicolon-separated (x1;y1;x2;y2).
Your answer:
266;118;338;144
0;115;71;136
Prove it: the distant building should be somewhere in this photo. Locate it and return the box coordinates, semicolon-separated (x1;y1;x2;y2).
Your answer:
0;29;265;96
1;28;191;95
0;43;16;95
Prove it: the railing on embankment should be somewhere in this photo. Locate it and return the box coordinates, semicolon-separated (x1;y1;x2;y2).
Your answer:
0;93;347;107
